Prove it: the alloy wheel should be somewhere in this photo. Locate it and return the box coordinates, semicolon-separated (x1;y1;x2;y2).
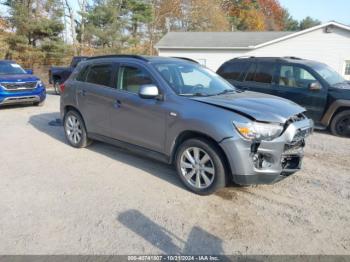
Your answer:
180;147;215;189
65;115;83;144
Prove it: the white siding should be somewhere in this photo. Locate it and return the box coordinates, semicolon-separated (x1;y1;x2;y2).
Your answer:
158;27;350;79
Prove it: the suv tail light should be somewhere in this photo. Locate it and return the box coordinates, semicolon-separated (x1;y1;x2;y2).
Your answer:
59;83;65;93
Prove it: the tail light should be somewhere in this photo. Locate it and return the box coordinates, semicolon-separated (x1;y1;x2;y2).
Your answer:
59;83;65;93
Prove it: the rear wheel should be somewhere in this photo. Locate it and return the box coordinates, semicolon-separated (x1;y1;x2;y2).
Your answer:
175;138;227;195
330;110;350;137
53;81;61;95
64;110;92;148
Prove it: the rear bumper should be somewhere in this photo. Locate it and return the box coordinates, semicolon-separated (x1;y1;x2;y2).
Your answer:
220;118;313;185
0;87;46;106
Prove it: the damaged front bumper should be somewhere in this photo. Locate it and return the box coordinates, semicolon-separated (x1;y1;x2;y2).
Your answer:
220;118;313;185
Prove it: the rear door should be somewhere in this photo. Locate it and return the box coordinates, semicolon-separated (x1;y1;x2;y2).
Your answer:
240;61;278;95
76;63;117;136
274;63;328;122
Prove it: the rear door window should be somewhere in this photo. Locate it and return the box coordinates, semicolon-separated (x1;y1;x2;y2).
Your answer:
86;64;113;87
218;61;249;81
252;62;275;84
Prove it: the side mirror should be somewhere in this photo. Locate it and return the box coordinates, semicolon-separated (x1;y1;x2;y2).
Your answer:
309;82;321;91
25;69;33;75
139;84;160;99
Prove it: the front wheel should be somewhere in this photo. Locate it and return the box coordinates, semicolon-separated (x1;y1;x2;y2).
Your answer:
175;138;227;195
64;110;92;148
330;110;350;137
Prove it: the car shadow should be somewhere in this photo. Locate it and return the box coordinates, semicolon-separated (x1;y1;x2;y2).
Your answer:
28;112;185;191
118;209;228;256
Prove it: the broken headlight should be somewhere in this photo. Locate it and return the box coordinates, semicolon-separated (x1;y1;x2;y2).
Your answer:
233;121;283;141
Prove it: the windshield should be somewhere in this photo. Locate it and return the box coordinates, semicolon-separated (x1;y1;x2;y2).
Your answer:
0;63;26;75
311;63;345;85
153;62;235;96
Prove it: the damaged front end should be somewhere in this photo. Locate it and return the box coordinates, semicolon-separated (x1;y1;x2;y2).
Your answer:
220;113;313;185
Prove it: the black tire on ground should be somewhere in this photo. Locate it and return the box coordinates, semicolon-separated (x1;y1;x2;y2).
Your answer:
33;100;45;106
175;138;227;195
330;110;350;137
63;110;92;148
53;81;61;95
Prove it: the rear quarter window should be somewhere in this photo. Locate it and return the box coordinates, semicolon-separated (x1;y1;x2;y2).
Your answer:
218;61;249;81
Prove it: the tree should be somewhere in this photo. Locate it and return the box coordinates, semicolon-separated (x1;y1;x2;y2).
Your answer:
84;0;126;49
3;0;66;65
123;0;153;47
299;16;321;30
186;0;230;32
282;9;299;31
258;0;285;30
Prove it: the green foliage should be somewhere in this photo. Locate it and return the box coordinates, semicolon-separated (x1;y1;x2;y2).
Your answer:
299;16;321;30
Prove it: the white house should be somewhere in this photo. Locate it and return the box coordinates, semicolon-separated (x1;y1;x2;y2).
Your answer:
155;21;350;80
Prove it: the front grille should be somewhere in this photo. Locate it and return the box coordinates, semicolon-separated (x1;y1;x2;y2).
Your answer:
1;81;38;91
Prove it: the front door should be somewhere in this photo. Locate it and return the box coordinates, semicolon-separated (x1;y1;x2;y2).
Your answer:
274;64;328;122
109;63;167;153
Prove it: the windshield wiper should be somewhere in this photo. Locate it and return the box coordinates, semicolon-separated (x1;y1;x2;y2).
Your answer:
214;89;235;96
179;92;210;97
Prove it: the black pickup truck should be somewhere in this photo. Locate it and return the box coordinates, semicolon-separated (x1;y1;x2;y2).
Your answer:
217;57;350;137
49;56;88;94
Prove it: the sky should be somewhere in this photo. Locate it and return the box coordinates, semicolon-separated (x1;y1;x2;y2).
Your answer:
279;0;350;25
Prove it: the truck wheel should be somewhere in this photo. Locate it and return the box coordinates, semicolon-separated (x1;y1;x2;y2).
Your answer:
64;110;92;148
53;81;61;95
175;138;227;195
330;110;350;137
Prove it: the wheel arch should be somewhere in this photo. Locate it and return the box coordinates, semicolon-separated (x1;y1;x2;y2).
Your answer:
321;100;350;126
170;130;232;177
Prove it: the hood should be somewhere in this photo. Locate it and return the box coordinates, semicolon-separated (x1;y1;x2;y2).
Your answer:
332;81;350;90
0;74;39;82
190;91;305;123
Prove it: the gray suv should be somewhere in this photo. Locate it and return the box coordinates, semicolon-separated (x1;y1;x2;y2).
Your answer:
60;55;313;195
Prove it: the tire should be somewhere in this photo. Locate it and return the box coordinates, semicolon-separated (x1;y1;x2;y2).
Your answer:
175;138;227;195
63;110;92;148
53;81;61;95
330;110;350;137
33;100;45;107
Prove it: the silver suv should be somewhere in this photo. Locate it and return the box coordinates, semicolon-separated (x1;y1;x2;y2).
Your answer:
60;55;313;195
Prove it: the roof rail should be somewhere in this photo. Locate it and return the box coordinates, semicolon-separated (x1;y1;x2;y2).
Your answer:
87;54;148;61
283;56;302;60
232;56;255;60
172;57;199;63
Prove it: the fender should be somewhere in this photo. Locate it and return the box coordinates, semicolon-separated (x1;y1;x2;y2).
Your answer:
321;100;350;126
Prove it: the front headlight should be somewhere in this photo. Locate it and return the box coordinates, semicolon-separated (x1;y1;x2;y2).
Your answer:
233;121;283;141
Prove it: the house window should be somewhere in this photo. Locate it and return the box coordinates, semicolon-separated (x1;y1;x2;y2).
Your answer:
345;61;350;75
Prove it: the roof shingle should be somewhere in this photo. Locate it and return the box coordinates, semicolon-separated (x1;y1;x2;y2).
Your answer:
156;31;294;49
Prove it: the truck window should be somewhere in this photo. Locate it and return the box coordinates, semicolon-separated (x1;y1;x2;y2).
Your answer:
279;65;316;88
86;64;113;87
244;62;275;84
218;61;249;81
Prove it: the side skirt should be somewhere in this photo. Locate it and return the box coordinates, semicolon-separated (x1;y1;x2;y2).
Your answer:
88;133;171;164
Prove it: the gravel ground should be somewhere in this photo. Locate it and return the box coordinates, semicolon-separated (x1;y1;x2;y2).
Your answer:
0;94;349;255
